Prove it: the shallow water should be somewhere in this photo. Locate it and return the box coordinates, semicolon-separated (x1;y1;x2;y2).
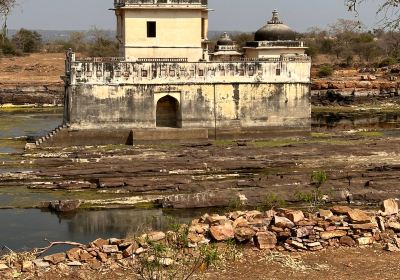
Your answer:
0;208;205;253
0;108;63;153
312;110;400;130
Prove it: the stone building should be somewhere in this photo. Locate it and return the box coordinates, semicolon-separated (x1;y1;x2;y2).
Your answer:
210;32;242;61
62;0;311;144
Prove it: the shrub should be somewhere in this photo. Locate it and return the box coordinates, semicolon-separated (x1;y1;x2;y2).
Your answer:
11;29;42;53
259;193;286;211
86;37;118;57
318;64;334;77
0;37;18;55
311;170;327;188
378;57;397;68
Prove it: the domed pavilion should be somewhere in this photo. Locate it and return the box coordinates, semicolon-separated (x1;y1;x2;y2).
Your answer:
211;32;242;61
244;10;307;59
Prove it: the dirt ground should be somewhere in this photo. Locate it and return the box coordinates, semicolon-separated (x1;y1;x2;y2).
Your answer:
0;53;65;86
13;246;400;280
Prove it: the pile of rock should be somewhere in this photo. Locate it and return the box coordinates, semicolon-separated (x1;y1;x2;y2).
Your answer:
1;199;400;275
187;199;400;252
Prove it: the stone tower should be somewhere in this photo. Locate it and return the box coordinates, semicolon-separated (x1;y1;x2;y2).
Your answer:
114;0;209;62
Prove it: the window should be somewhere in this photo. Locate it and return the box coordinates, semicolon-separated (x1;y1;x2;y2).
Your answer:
147;21;156;38
276;68;281;76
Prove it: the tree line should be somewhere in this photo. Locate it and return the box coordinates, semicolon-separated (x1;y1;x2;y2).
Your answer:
0;28;119;57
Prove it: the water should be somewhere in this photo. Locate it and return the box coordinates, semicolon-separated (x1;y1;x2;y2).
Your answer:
312;110;400;130
0;208;204;253
0;108;63;153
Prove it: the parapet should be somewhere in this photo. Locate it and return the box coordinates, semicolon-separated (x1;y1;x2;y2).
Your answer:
64;52;311;86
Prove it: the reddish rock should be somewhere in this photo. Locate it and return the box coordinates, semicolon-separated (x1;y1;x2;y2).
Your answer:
44;253;66;265
92;238;109;248
97;252;108;263
255;231;277;250
382;199;399;216
233;217;249;228
274;216;295;229
331;205;352;215
79;250;94;262
102;245;119;254
347;209;371;223
245;210;262;220
320;230;347;240
146;231;166;242
384;243;400;252
22;261;33;272
234;227;256;242
109;238;123;246
270;226;284;233
294;226;314;238
280;209;304;223
122;243;139;258
350;223;377;230
118;239;137;249
319;209;333;219
340;236;356;247
388;222;400;231
205;214;228;225
210;223;234;241
189;224;210;234
66;248;81;261
357;237;374;246
188;232;205;244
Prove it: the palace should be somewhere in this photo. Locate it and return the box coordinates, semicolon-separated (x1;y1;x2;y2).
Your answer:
62;0;311;144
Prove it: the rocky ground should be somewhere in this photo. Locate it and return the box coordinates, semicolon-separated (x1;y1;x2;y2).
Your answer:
2;201;400;279
4;247;400;280
2;130;400;210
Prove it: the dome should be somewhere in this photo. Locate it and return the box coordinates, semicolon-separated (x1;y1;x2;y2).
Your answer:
254;10;296;41
217;32;235;46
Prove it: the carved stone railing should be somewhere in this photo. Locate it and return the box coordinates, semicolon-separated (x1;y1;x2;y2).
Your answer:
66;52;311;86
114;0;208;8
137;58;188;63
246;41;305;48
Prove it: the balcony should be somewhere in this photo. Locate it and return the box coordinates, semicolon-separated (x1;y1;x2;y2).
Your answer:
114;0;208;8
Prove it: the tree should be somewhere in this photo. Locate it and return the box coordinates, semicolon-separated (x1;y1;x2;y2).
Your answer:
329;18;364;35
86;27;118;57
346;0;400;29
11;28;42;53
0;0;15;42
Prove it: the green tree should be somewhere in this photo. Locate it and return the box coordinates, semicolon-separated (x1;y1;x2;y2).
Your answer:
11;28;42;53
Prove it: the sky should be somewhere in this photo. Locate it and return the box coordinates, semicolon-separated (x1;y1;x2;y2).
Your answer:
6;0;382;32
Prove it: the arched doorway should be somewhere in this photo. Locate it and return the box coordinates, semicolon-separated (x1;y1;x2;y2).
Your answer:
156;95;180;128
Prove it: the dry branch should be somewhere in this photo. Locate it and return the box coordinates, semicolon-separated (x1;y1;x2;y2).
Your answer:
34;239;86;256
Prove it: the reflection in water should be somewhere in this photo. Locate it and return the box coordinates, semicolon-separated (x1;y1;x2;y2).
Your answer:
0;208;205;253
312;111;400;129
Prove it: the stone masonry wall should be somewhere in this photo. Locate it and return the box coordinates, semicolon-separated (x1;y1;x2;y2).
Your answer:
65;82;310;130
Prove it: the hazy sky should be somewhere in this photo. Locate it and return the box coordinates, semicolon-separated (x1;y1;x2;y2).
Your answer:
7;0;382;32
